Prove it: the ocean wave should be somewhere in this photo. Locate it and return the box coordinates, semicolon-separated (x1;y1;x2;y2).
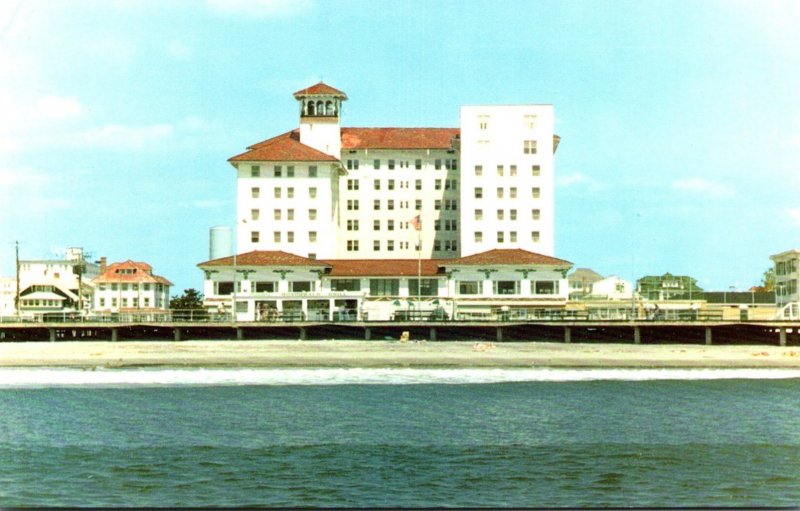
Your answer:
0;367;799;387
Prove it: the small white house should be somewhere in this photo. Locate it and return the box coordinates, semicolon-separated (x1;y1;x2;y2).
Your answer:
92;260;172;314
588;275;634;300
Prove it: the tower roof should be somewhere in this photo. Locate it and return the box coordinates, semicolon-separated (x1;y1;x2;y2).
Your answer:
228;130;339;162
293;82;348;99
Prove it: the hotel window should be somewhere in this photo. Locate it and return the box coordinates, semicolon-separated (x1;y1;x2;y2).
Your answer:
287;166;295;178
347;220;359;231
387;240;395;251
497;165;504;176
112;283;118;290
510;209;517;220
475;231;483;243
388;179;395;190
435;179;442;190
255;281;277;293
435;159;442;170
373;220;380;231
309;231;317;242
415;199;422;210
373;240;380;251
374;199;380;211
387;200;395;210
251;231;260;243
251;187;260;198
274;209;281;221
494;281;519;295
435;200;442;210
446;240;458;251
510;231;517;242
532;209;540;220
510;187;517;198
112;298;118;307
274;165;282;177
458;281;481;295
347;179;359;190
532;231;540;242
432;240;440;251
347;240;359;251
445;219;458;231
374;180;381;191
99;298;105;307
409;278;439;297
369;279;399;296
388;220;395;231
524;114;537;129
434;220;441;231
347;199;359;211
446;199;458;211
532;165;541;176
144;298;150;306
122;283;129;291
287;187;294;199
287;209;294;221
497;209;504;220
510;165;517;176
274;232;281;243
445;179;457;190
415;159;422;170
475;209;483;221
251;165;260;177
309;209;317;220
474;187;483;199
497;188;504;199
309;165;317;177
143;284;150;291
497;231;504;243
309;187;317;198
122;298;128;307
447;159;458;170
290;281;313;292
415;179;422;190
474;165;483;176
535;281;557;295
374;159;381;169
524;140;538;154
532;187;541;199
331;279;360;292
388;159;395;170
347;159;359;170
251;209;260;221
273;188;281;199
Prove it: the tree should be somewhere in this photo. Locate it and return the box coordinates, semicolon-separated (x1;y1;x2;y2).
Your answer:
760;268;776;292
170;288;204;310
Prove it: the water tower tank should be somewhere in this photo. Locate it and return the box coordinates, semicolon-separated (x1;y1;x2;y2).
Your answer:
209;226;233;260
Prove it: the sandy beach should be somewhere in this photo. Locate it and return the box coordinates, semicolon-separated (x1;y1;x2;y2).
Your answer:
0;340;799;368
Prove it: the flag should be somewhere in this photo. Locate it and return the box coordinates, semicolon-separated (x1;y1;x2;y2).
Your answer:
411;215;421;231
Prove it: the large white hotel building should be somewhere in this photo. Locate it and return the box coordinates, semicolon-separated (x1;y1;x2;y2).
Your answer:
230;82;559;260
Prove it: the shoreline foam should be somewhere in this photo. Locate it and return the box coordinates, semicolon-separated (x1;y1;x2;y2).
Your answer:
1;340;799;369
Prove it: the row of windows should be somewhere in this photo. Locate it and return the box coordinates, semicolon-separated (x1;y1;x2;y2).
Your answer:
97;297;154;308
457;280;558;295
347;158;458;171
474;164;540;177
473;231;541;243
474;209;541;221
344;240;459;252
215;281;315;295
97;283;159;291
250;165;319;178
474;140;539;154
250;187;318;199
776;259;799;275
477;114;538;130
20;299;62;308
347;178;460;192
345;199;460;212
473;187;541;199
251;231;318;243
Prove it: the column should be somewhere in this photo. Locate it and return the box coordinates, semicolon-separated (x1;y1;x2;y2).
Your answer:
564;326;571;344
236;327;243;340
365;327;371;341
49;328;56;343
780;328;787;347
299;327;307;341
634;326;641;344
174;328;181;342
705;327;712;345
111;328;118;342
496;327;503;342
430;327;437;342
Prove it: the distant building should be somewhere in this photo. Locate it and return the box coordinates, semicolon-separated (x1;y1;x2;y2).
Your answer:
637;273;703;301
770;249;800;318
0;277;15;316
704;291;777;321
588;275;634;300
92;260;173;314
197;248;572;322
567;268;603;299
15;248;100;318
228;82;560;261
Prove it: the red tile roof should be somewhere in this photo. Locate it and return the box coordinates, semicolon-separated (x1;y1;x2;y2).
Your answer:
322;259;443;277
229;130;339;162
341;128;460;150
198;251;330;268
93;260;173;285
293;82;348;99
446;249;572;267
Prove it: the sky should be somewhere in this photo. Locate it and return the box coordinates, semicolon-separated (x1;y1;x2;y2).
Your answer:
1;0;799;295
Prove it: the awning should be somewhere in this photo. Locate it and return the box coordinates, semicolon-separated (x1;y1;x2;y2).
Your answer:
21;291;66;301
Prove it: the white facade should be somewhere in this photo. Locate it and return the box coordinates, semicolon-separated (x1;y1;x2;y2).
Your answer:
16;248;100;317
229;83;558;262
588;276;634;300
459;105;555;257
92;260;172;314
771;249;800;314
0;277;15;317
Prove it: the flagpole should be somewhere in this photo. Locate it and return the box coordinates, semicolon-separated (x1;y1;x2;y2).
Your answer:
417;224;421;318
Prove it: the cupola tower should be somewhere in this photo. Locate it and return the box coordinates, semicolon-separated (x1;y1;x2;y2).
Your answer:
293;82;347;158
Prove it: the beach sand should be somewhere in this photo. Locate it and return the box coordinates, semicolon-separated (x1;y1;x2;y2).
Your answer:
0;340;800;368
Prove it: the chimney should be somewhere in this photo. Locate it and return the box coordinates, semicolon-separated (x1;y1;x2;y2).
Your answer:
100;257;107;273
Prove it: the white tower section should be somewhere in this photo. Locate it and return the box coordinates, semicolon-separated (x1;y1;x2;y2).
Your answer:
459;105;556;257
294;82;347;158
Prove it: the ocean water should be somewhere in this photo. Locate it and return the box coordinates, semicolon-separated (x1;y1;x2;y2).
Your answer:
0;367;799;508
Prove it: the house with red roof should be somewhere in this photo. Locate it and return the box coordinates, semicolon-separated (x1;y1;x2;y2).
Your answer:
197;248;572;322
92;260;173;314
227;82;559;264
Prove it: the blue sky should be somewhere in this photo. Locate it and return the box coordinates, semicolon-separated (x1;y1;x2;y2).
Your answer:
1;0;798;294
